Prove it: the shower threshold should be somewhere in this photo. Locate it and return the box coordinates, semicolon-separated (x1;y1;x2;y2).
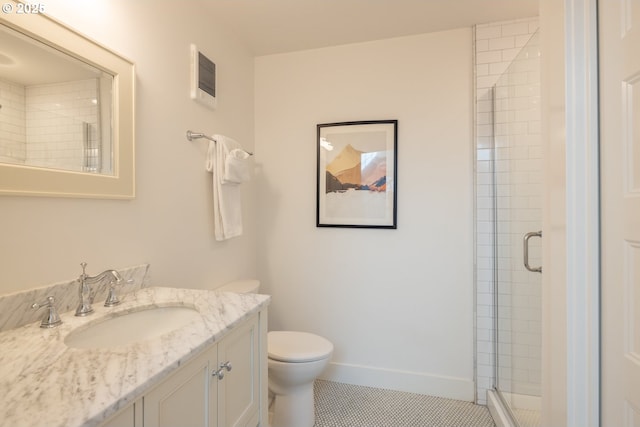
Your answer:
487;389;541;427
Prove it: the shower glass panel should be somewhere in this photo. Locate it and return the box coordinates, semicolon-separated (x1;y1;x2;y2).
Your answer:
492;31;541;427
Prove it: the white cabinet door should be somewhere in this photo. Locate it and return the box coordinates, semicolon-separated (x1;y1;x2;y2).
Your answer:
139;312;263;427
143;347;216;427
100;402;137;427
216;315;260;427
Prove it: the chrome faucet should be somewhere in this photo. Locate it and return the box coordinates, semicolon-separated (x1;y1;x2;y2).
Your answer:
75;262;123;317
32;296;62;328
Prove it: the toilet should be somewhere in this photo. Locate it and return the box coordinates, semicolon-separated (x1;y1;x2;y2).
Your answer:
216;280;333;427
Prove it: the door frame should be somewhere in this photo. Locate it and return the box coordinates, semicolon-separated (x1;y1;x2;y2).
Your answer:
564;0;600;426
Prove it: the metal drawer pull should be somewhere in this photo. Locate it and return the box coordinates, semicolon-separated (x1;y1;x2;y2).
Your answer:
523;231;542;273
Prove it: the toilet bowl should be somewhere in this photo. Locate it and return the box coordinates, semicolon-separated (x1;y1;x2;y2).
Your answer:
215;280;334;427
268;331;333;427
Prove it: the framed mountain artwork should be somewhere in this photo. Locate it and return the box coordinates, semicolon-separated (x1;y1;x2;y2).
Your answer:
316;120;397;228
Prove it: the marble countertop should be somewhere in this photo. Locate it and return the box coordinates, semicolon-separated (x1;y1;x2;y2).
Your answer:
0;287;270;427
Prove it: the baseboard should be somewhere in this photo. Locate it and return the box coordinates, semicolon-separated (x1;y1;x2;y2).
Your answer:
319;362;475;402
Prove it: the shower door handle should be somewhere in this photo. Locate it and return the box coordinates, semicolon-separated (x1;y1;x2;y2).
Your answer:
523;231;542;273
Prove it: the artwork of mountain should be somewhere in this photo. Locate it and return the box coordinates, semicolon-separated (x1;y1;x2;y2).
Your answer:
325;144;387;193
326;144;362;186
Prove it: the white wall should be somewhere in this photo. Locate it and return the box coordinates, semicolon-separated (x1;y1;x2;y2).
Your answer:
255;29;475;400
0;0;257;293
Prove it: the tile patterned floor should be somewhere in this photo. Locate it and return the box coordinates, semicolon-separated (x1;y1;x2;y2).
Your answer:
313;380;496;427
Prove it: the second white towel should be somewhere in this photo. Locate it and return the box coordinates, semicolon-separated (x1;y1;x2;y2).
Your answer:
223;148;252;184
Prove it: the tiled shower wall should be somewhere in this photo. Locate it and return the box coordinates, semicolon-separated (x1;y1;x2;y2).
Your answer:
26;79;99;171
0;78;99;171
494;33;542;404
475;17;540;405
0;78;26;163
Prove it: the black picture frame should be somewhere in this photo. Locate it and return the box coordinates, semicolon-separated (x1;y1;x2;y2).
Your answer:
316;120;398;228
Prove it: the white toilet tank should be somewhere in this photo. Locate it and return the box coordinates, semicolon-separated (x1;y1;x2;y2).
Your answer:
216;279;260;294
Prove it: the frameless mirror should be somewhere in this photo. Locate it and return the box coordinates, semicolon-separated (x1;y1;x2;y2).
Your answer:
0;2;134;198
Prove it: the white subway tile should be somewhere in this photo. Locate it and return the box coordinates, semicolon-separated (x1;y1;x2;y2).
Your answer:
477;136;493;149
502;22;531;36
528;21;540;33
477;50;503;65
476;63;489;77
501;47;523;63
476;25;502;40
489;36;516;50
476;39;489;52
489;61;510;76
515;34;534;47
477;75;500;89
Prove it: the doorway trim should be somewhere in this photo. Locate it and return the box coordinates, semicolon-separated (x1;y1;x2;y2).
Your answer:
564;0;600;426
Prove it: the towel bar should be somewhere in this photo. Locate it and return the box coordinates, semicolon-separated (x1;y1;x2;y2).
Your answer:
186;130;253;155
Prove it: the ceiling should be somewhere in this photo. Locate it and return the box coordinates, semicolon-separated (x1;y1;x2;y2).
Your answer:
199;0;539;56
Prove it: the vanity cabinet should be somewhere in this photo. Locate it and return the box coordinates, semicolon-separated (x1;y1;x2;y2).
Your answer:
101;403;140;427
143;345;213;426
216;314;261;427
100;312;264;427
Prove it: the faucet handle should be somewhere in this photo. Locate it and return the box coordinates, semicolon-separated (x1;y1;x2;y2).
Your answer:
104;280;121;307
104;278;132;307
31;296;62;328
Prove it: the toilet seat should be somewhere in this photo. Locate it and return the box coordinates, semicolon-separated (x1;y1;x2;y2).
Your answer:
268;331;333;363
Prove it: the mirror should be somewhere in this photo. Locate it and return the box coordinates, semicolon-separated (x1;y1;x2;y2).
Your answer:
0;24;114;175
0;2;134;198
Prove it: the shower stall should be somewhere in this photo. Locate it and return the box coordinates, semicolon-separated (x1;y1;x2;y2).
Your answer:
482;31;542;427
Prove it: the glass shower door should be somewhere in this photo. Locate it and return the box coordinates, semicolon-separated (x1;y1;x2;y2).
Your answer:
492;31;542;427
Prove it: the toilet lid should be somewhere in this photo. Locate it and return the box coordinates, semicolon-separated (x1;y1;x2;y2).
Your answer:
268;331;333;363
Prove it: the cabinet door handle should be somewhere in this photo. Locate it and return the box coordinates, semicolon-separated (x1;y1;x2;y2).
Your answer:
212;361;232;380
212;367;224;380
523;231;542;273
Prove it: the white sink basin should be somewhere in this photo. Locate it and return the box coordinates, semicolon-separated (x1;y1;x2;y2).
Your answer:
65;306;201;349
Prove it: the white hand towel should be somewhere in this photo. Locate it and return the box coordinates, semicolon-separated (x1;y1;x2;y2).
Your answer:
205;134;244;241
223;148;252;184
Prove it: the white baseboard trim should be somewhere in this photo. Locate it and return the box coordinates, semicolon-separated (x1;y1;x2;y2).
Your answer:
319;362;475;402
